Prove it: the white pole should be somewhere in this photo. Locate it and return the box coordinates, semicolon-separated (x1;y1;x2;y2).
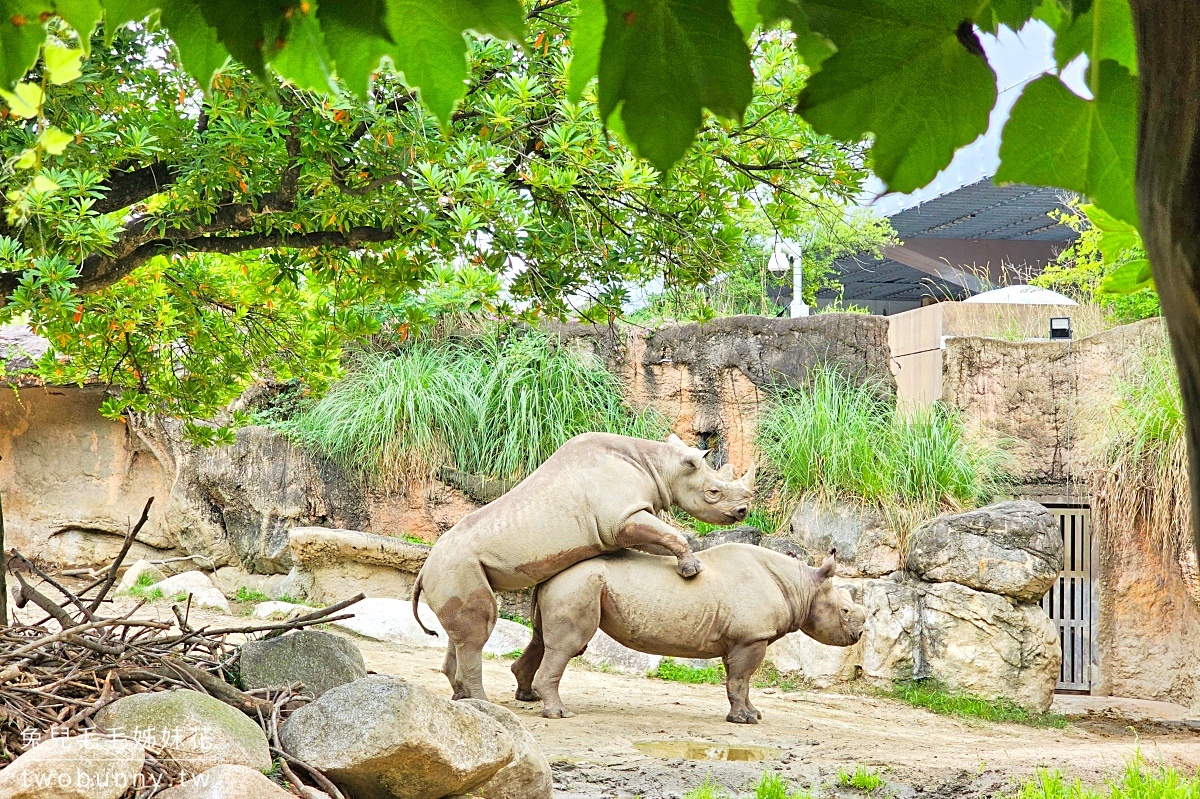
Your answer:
790;244;809;318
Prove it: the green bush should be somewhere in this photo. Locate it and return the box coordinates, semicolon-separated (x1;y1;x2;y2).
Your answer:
887;679;1067;729
755;367;1009;535
651;657;726;685
282;330;667;486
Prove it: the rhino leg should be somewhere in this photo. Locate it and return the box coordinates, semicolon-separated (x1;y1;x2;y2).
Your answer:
442;644;469;700
512;627;544;701
533;572;604;719
435;584;498;701
616;510;704;578
723;640;768;724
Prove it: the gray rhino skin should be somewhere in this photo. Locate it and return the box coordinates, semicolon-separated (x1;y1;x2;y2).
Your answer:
512;543;867;723
413;432;755;701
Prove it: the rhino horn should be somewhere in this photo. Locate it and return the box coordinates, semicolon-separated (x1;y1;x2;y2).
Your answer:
739;462;756;490
717;462;736;480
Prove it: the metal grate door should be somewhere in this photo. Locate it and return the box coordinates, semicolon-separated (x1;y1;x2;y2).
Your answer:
1038;505;1097;692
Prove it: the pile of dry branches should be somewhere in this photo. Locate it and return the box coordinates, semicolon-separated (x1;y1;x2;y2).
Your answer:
1;497;362;798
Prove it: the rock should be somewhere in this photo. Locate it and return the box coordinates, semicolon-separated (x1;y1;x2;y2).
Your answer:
209;566;293;601
919;581;1061;711
117;559;167;593
149;571;231;613
460;700;553;799
157;765;294;799
685;525;763;552
0;734;144;799
280;675;514;799
765;630;860;688
94;689;271;776
250;601;308;620
239;630;367;698
439;468;517;504
580;628;662;674
858;578;922;684
0;322;48;374
907;501;1063;601
783;500;900;577
329;597;531;656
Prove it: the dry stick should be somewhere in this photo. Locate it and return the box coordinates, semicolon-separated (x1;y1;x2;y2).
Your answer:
1;617;170;662
262;593;366;639
7;550;94;621
87;496;155;613
159;656;274;717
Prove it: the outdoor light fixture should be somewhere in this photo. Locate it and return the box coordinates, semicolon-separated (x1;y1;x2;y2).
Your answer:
1049;317;1072;341
768;240;809;318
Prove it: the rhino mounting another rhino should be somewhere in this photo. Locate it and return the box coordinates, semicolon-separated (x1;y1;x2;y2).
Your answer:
412;432;755;701
512;543;867;723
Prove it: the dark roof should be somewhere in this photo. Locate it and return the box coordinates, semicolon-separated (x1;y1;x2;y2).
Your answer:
821;178;1078;305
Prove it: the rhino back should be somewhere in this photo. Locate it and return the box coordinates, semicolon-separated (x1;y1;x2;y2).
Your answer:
589;545;798;659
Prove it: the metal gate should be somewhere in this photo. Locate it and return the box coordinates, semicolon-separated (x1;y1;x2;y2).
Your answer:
1038;505;1097;692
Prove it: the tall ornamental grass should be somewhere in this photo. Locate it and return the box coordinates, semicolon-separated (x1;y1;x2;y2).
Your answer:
754;368;1009;537
281;331;666;488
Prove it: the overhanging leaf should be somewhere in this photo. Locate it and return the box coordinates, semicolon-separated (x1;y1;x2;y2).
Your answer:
567;0;604;103
195;0;280;78
318;0;391;99
598;0;753;173
796;0;996;193
267;0;336;94
997;60;1137;225
755;0;835;71
978;0;1036;33
0;1;54;89
0;80;43;117
1081;203;1140;263
158;0;229;91
1099;258;1153;294
13;146;35;168
103;0;158;45
44;42;83;84
38;125;72;154
54;0;102;53
1053;0;1136;75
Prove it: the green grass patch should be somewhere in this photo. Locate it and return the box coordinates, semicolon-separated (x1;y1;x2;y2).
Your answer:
650;658;725;685
400;534;430;546
837;765;884;793
887;679;1068;729
752;662;805;693
499;611;532;628
1012;751;1200;799
280;330;668;488
233;586;271;604
755;366;1010;537
119;582;164;602
683;772;812;799
683;508;785;537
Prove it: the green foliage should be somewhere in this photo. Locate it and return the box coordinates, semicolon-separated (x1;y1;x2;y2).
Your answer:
1031;205;1160;322
682;772;811;799
887;679;1068;729
752;662;805;693
837;765;884;793
754;368;1010;534
233;586;270;604
683;508;784;537
282;330;667;485
650;657;726;685
1011;751;1200;799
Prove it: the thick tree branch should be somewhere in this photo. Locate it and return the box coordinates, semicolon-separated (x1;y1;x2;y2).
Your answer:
93;162;177;216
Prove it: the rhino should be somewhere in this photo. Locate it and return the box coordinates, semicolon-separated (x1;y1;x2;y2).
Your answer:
511;544;867;723
412;432;755;701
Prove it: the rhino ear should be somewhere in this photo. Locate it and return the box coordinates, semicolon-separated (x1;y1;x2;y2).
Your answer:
717;463;735;480
666;433;685;447
682;449;708;470
739;462;756;490
814;550;837;582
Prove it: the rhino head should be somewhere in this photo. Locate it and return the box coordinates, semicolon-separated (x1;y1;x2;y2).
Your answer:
662;433;755;525
799;549;867;647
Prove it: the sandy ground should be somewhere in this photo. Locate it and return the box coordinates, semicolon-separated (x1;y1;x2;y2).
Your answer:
12;590;1200;799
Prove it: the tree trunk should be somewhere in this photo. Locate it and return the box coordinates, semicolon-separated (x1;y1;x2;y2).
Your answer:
1128;0;1200;566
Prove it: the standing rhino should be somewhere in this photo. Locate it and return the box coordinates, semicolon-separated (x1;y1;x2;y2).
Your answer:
412;432;755;701
512;544;867;723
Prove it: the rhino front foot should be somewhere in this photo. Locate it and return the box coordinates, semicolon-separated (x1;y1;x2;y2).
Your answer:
726;709;760;724
677;556;705;578
515;688;541;702
452;688;471;700
542;707;575;719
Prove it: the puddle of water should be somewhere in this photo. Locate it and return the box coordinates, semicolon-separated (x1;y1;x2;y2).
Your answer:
633;740;782;762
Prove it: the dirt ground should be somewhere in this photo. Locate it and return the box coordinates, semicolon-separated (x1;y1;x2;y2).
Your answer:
12;591;1200;799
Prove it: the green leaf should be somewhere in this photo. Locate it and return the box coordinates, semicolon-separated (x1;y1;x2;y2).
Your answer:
1099;258;1153;294
598;0;753;173
796;0;996;193
731;0;759;38
997;60;1138;225
0;79;42;117
268;0;336;94
13;146;35;168
1081;202;1140;263
158;0;229;91
460;0;525;43
0;2;53;89
103;0;158;45
30;173;57;193
195;0;280;78
318;0;391;98
54;0;102;52
567;0;604;103
755;0;834;70
44;42;83;84
1053;0;1136;76
37;124;72;154
979;0;1036;33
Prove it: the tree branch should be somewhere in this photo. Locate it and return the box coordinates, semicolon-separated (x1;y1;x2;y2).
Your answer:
92;162;177;216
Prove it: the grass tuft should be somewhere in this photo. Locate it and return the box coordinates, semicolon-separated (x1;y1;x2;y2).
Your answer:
651;658;726;685
1013;750;1200;799
233;586;270;604
752;662;805;693
887;679;1068;729
755;367;1010;541
682;772;812;799
837;765;884;793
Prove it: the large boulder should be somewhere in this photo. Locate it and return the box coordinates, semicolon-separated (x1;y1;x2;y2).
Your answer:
279;676;514;799
328;597;532;656
149;571;231;614
157;765;294;799
460;700;553;799
286;527;426;604
781;500;900;577
919;581;1061;711
239;630;367;698
0;734;145;799
907;501;1063;601
857;578;922;684
94;689;271;777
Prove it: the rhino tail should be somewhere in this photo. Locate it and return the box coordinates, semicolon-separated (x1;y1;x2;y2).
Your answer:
529;584;543;640
412;570;439;637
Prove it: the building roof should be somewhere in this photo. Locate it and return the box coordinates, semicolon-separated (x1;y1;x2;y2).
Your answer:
962;285;1078;305
822;178;1078;307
